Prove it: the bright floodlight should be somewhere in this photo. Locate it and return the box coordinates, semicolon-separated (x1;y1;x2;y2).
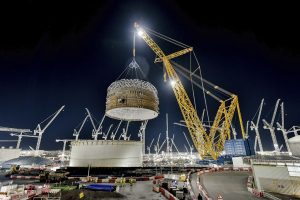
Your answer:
137;29;144;37
170;80;176;87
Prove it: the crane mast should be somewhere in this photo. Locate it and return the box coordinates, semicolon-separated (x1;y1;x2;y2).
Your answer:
135;23;244;159
263;99;280;152
250;98;264;152
135;23;210;158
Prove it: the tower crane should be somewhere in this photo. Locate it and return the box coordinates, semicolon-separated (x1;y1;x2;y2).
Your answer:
110;120;123;140
276;102;291;154
245;121;249;139
73;114;89;141
102;124;113;140
0;127;31;149
119;121;130;140
183;131;194;156
34;105;65;156
134;23;245;159
170;138;180;154
56;139;73;163
250;99;264;152
292;126;300;136
10;133;38;149
138;120;148;154
263;99;280;152
154;133;161;155
85;108;102;140
147;138;155;155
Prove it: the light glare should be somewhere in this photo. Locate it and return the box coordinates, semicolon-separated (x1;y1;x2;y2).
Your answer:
170;80;176;87
137;29;144;37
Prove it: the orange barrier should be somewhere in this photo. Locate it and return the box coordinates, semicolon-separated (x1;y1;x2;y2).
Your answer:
10;175;39;180
159;187;178;200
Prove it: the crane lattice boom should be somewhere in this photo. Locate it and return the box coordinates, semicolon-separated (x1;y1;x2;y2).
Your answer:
135;23;245;159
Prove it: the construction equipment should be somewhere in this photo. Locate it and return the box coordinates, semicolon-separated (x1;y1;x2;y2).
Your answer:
138;120;148;154
56;139;73;163
102;124;113;140
39;169;69;183
147;138;155;155
250;99;264;153
276;102;291;154
110;120;123;140
134;23;245;159
182;132;194;156
73;114;89;141
0;127;31;149
34;105;65;156
119;121;130;140
263;99;280;152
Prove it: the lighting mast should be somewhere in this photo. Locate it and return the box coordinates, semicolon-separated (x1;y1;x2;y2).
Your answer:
166;113;170;156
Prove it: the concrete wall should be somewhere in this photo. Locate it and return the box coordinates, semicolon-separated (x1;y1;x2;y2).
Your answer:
289;142;300;156
252;165;300;197
232;157;251;168
0;148;21;163
69;140;143;167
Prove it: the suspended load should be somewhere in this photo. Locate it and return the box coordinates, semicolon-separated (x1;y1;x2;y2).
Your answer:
106;78;159;121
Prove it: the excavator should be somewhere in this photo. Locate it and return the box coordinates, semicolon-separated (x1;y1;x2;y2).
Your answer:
134;23;245;160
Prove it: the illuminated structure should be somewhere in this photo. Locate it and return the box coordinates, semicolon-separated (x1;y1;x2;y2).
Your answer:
69;140;143;167
106;79;159;121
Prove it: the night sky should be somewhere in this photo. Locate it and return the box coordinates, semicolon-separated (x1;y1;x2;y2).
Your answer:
0;1;299;152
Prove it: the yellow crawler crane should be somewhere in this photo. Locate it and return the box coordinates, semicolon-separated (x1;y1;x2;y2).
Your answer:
134;23;245;159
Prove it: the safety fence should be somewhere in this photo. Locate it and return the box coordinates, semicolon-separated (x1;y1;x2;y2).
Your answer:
195;167;253;200
10;175;40;180
0;184;51;200
95;175;164;183
186;171;197;200
246;175;281;199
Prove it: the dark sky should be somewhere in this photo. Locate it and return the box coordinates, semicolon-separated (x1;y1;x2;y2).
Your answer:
0;1;299;152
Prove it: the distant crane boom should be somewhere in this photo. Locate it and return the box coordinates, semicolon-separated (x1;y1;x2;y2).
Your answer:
34;105;65;156
73;115;89;140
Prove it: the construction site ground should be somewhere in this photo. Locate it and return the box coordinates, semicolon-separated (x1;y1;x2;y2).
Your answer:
191;171;267;199
61;181;164;200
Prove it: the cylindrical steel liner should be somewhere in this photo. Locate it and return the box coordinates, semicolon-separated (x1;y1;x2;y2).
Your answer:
106;79;159;121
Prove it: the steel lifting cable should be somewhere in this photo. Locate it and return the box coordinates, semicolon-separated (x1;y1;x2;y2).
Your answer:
189;52;197;112
145;27;190;49
251;103;261;122
192;51;210;126
39;110;57;125
74;116;86;129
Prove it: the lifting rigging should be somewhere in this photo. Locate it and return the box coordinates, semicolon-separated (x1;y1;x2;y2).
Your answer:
134;23;245;159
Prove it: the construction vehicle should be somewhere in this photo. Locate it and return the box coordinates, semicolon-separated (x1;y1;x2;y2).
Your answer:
39;169;69;183
134;23;245;159
4;165;20;177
